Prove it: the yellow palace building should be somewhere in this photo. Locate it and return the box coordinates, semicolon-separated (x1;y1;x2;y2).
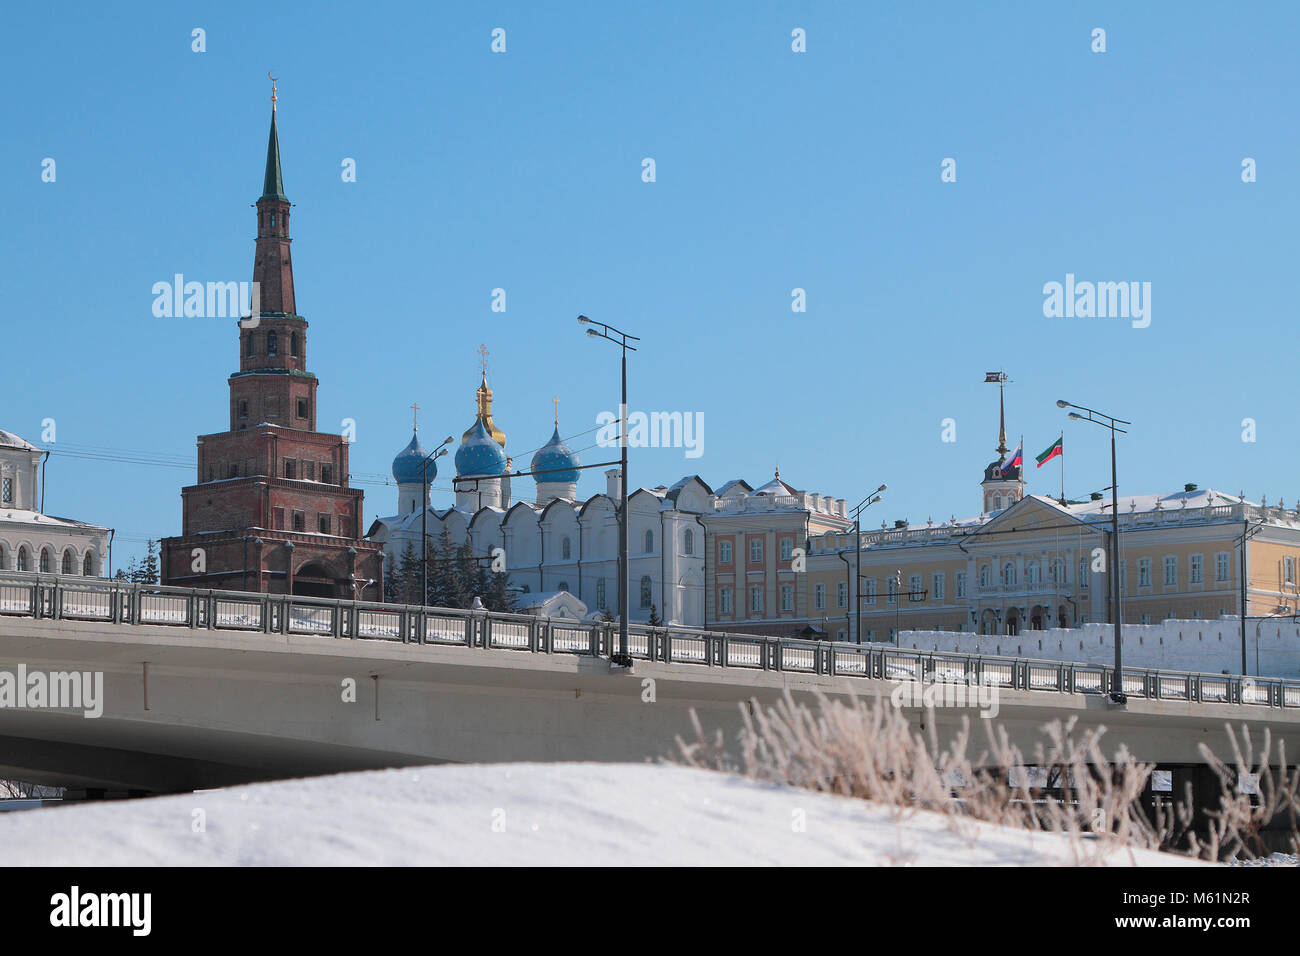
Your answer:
805;397;1300;643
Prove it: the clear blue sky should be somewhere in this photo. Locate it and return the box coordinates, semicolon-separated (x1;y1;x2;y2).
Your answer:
3;1;1298;568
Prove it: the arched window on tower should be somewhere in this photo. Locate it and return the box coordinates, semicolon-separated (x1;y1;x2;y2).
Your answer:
683;529;694;555
561;536;571;560
595;578;606;609
267;331;278;357
639;575;652;609
246;333;255;357
291;332;299;358
644;530;654;553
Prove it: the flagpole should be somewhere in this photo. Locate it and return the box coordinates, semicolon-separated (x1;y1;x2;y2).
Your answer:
1059;431;1065;505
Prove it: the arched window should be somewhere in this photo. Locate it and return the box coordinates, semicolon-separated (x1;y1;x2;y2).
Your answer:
993;494;1002;511
1002;562;1016;587
595;578;606;609
683;529;694;555
1051;558;1066;585
1025;560;1039;585
61;549;74;574
639;575;652;608
0;544;8;570
979;564;990;588
558;580;569;593
18;547;30;572
40;548;52;573
83;552;95;576
561;536;571;560
644;530;654;553
267;331;278;357
246;332;255;357
290;332;299;357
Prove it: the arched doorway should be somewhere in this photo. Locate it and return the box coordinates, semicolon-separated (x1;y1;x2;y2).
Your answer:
1005;608;1021;636
293;562;337;598
1030;605;1046;630
979;608;998;636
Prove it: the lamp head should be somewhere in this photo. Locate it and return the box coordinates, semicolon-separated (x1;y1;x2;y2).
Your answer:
585;328;601;338
877;484;888;493
576;315;591;325
1068;412;1084;421
1055;399;1070;409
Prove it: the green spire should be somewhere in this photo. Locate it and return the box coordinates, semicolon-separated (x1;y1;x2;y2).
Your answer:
260;109;288;203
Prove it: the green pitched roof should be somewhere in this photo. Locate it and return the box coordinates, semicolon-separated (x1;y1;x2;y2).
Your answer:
260;109;288;202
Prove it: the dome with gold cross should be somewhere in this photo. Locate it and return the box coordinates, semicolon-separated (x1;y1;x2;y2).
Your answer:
460;345;507;450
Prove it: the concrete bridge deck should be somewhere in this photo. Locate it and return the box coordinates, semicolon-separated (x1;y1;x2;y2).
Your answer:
1;574;1299;793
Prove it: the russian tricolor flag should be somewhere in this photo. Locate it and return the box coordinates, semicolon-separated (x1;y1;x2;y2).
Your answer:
1001;440;1023;476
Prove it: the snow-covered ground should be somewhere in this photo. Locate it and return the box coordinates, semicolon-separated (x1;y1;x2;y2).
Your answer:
0;763;1206;866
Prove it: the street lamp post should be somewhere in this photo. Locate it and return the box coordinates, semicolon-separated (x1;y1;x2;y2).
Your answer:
1057;399;1130;703
419;437;454;605
849;484;887;643
579;315;640;666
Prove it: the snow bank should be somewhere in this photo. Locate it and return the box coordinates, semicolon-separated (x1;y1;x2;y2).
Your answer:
0;763;1204;866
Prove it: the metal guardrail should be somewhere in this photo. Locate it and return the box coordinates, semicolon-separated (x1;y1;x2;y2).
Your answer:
1;572;1298;708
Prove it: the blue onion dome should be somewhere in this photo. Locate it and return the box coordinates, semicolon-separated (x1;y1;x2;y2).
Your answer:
391;431;432;485
455;419;508;477
531;426;581;484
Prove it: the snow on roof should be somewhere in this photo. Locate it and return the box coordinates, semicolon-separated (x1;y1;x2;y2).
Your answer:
0;509;107;533
0;429;38;451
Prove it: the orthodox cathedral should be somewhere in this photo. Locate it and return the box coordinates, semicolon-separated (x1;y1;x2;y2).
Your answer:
368;366;711;626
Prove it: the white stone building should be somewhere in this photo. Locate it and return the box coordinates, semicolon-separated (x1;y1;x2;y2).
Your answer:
367;376;710;626
0;429;109;576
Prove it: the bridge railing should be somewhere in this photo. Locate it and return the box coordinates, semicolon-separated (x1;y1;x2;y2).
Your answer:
3;571;1299;709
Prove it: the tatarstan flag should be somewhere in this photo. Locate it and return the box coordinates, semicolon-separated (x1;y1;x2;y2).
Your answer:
1036;436;1063;468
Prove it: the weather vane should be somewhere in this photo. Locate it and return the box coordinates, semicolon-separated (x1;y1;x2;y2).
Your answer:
268;70;279;111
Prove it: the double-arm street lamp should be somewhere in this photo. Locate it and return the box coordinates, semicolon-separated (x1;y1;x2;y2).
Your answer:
420;436;454;604
849;485;887;643
579;315;640;666
1057;398;1130;704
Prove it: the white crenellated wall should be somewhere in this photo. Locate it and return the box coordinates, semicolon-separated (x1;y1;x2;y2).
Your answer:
896;618;1300;678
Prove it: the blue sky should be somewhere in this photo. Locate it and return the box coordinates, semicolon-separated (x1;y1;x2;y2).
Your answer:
3;1;1299;567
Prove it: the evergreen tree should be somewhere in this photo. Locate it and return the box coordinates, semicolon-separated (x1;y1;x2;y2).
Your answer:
483;568;515;612
599;606;616;624
647;604;663;628
133;540;160;585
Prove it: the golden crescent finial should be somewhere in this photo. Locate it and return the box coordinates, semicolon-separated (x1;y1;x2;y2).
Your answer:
268;71;279;110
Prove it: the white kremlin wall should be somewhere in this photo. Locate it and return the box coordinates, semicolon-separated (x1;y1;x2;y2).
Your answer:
896;618;1300;679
